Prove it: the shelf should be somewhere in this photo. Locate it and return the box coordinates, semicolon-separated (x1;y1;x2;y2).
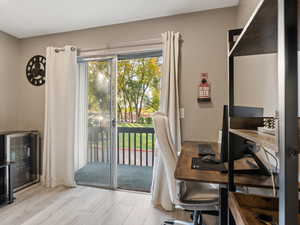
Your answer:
229;128;277;152
229;192;300;225
229;0;278;57
229;192;279;225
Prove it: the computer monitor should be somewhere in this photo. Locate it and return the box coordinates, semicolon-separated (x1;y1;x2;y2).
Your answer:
220;105;270;176
220;105;264;162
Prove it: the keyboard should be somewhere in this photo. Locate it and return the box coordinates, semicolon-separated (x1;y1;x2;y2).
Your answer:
191;158;226;172
198;144;215;156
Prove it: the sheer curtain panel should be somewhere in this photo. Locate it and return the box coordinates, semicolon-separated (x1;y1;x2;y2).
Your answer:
74;63;88;171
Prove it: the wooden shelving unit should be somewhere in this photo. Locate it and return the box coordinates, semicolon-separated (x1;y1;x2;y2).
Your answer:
229;0;278;57
229;192;300;225
227;0;299;224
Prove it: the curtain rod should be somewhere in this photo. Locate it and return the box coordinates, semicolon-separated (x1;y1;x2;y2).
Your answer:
79;37;183;53
54;46;76;53
54;38;163;53
54;37;183;53
78;38;163;53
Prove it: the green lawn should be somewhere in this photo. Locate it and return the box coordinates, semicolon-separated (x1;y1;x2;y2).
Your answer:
118;122;155;150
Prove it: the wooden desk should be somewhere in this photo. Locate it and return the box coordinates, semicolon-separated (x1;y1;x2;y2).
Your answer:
175;141;277;189
229;129;277;153
175;141;280;225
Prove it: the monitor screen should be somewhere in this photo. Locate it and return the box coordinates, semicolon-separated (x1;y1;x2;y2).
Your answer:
220;105;264;162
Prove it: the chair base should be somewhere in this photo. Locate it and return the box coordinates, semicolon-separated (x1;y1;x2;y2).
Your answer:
163;220;196;225
163;211;204;225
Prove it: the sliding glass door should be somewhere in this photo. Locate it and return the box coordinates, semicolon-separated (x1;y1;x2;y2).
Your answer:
75;51;161;192
75;57;117;189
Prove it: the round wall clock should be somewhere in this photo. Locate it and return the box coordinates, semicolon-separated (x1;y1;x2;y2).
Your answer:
26;55;46;86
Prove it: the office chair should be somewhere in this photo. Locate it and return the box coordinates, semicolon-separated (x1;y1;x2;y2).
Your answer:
153;112;219;225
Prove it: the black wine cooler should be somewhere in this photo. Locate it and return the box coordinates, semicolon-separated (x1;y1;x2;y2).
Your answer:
0;131;40;194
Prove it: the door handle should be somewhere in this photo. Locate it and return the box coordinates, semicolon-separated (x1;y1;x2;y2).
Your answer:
112;119;117;127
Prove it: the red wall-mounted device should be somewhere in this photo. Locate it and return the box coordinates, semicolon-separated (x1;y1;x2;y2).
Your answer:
198;73;211;102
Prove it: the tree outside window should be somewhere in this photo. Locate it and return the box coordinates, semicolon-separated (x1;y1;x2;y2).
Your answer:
87;56;162;128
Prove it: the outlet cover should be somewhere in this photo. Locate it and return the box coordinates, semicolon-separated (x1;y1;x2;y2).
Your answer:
180;108;184;118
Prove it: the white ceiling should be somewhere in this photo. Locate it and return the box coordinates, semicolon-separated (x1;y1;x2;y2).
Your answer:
0;0;239;38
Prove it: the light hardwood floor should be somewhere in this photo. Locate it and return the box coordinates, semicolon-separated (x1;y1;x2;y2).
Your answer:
0;185;198;225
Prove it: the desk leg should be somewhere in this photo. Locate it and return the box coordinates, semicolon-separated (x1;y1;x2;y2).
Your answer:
219;186;235;225
219;187;228;225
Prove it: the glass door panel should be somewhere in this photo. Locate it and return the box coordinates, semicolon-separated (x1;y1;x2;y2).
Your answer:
75;58;117;188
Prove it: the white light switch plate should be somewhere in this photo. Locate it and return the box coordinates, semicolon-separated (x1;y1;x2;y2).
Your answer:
180;108;184;118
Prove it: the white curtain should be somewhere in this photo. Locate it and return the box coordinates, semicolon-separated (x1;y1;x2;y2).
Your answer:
42;46;78;188
74;63;88;170
152;31;182;211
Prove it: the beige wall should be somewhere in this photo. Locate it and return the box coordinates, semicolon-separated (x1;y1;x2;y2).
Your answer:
235;54;278;116
235;0;278;117
17;7;237;142
236;0;261;27
0;31;20;129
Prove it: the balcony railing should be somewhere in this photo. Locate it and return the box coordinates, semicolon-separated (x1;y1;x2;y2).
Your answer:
88;126;155;167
